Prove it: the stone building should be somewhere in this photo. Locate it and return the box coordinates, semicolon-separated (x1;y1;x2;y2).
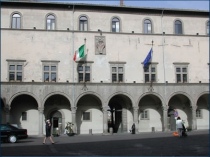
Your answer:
1;0;209;136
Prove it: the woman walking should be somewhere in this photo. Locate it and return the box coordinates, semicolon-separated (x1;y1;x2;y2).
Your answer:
43;119;55;144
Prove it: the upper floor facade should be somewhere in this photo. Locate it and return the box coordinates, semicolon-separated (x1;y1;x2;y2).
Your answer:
1;1;209;84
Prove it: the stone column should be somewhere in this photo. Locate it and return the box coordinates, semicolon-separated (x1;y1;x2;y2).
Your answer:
71;107;77;133
133;106;139;133
191;105;197;130
38;107;44;136
5;105;11;123
102;106;109;134
162;105;168;131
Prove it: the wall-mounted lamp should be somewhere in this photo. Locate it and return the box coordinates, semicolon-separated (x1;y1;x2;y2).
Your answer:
132;31;134;33
33;27;36;29
100;81;103;83
199;81;201;83
32;80;34;82
196;33;199;35
163;32;165;34
133;81;136;83
66;80;69;83
67;28;70;31
166;81;168;83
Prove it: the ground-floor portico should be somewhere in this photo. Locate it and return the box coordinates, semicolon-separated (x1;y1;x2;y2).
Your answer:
1;83;209;136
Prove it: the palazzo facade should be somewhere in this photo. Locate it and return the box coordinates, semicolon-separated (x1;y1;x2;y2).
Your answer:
1;0;209;136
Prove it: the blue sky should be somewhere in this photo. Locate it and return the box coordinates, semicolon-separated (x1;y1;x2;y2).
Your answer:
45;0;209;11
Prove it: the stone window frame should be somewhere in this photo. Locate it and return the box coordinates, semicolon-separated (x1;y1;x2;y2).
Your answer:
77;61;93;83
7;59;26;82
22;111;27;121
196;109;203;119
11;12;22;29
109;61;126;83
143;18;153;34
143;63;158;83
174;19;184;35
173;62;189;83
82;110;92;122
46;13;56;30
41;60;60;82
111;16;121;33
140;110;150;120
78;14;89;31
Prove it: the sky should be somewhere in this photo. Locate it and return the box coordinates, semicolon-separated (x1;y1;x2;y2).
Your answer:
44;0;209;11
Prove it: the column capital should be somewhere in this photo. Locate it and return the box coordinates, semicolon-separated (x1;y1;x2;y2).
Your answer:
190;105;197;111
71;107;77;114
133;106;139;111
161;105;168;111
102;106;109;112
4;105;10;113
38;107;44;111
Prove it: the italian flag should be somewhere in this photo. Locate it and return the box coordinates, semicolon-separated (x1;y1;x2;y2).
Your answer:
73;44;85;61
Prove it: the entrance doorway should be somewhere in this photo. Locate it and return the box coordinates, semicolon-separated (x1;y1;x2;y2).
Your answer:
50;111;62;135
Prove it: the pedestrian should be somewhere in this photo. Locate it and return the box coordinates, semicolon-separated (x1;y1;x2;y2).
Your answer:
174;109;178;119
131;123;135;134
176;117;183;137
43;119;55;144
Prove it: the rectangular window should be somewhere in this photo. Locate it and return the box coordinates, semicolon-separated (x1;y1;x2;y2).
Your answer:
7;61;25;82
47;19;55;30
82;111;92;121
80;20;88;31
175;65;188;83
22;112;27;121
42;61;59;82
141;110;149;119
111;65;124;83
78;64;91;82
144;64;156;83
196;109;202;118
112;21;120;32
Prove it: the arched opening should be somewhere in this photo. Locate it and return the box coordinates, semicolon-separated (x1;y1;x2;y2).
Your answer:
168;94;191;131
108;94;132;133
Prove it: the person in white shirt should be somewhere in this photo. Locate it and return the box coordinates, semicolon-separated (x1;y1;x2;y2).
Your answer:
176;117;183;137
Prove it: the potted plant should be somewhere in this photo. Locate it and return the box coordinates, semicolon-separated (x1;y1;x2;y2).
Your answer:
65;122;75;136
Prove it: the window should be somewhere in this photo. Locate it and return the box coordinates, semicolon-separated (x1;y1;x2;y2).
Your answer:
110;63;125;83
196;109;202;118
82;111;91;121
79;16;88;31
22;112;27;121
7;60;25;82
206;21;209;35
144;19;152;34
174;64;188;83
112;17;120;32
144;64;157;83
12;13;21;29
174;20;183;34
42;61;59;82
46;14;55;30
78;63;91;82
141;110;149;119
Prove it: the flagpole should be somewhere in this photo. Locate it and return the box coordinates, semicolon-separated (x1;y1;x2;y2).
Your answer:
149;40;154;91
82;38;88;90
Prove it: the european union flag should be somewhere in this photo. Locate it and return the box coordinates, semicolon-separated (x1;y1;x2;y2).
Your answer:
143;48;153;68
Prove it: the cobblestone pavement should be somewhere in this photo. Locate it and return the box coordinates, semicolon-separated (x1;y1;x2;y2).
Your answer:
1;130;209;156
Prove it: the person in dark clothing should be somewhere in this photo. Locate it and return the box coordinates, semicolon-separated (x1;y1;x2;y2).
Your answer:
131;123;135;134
43;119;55;144
182;123;188;137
